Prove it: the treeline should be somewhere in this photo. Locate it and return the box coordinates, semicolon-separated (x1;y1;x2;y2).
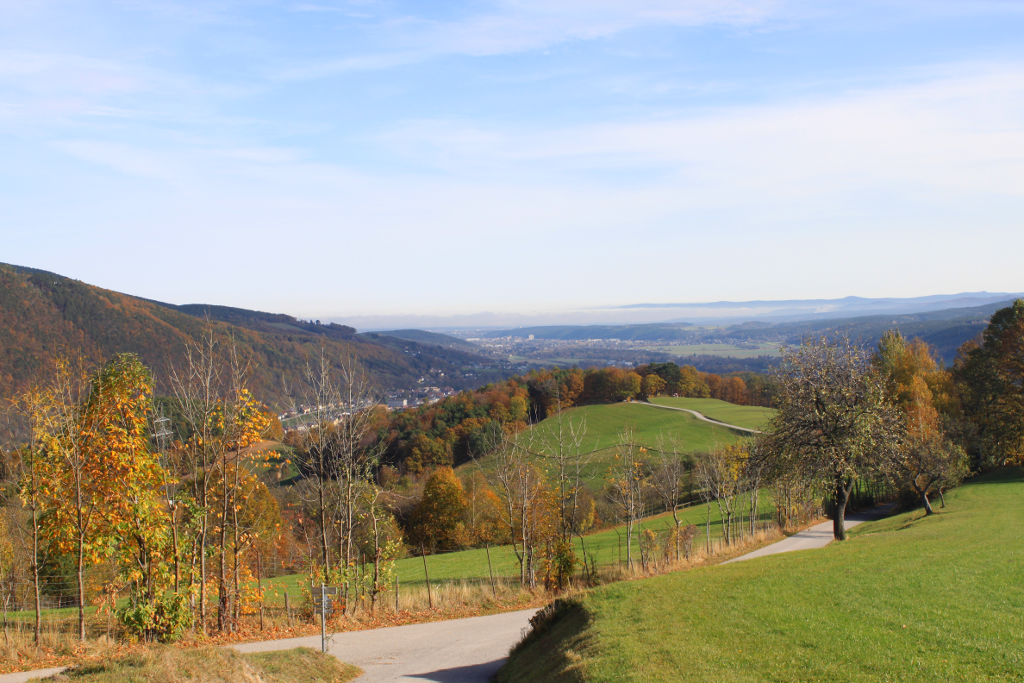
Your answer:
374;362;774;473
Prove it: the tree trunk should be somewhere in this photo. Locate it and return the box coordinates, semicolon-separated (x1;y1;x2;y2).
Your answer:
77;540;86;641
32;508;41;645
921;489;935;515
832;476;854;541
939;487;946;508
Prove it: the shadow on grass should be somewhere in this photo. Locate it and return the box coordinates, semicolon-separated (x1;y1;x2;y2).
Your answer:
407;659;505;682
493;601;590;683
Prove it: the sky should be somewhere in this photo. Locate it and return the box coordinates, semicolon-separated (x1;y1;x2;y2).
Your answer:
2;1;1024;326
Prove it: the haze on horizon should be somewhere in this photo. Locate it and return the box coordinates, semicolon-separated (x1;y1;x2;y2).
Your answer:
2;1;1024;320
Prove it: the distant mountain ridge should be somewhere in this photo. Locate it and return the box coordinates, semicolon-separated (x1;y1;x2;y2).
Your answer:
617;292;1023;324
478;297;1021;364
0;263;502;407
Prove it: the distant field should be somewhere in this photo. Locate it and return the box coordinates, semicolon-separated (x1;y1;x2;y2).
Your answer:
460;402;750;488
500;468;1024;683
648;397;775;431
638;342;784;358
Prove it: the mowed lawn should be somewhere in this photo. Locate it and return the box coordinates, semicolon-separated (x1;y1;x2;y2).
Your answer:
500;467;1024;683
647;397;775;431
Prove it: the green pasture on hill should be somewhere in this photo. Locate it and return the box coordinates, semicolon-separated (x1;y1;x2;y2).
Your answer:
647;397;775;431
499;467;1024;683
464;402;751;488
261;495;775;601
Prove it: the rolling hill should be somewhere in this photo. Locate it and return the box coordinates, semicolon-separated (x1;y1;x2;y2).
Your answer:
0;263;507;408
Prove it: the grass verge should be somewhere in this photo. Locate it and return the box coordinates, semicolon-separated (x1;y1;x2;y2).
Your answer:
498;467;1024;682
27;646;360;683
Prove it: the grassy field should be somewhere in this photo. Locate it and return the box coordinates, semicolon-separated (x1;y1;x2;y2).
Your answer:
263;494;774;600
647;397;775;431
30;647;360;683
638;342;784;358
499;467;1024;683
501;402;749;486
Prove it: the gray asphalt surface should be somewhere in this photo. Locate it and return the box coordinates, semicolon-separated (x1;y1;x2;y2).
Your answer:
638;401;762;434
723;503;896;564
0;667;68;683
0;609;538;683
232;607;538;683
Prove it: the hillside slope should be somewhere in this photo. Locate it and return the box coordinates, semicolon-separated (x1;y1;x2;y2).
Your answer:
499;468;1024;682
0;263;502;407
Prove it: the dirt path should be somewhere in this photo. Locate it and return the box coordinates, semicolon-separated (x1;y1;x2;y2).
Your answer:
723;503;896;564
638;401;761;434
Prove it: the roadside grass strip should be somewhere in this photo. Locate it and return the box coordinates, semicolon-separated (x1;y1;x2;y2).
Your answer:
25;647;360;683
498;467;1024;683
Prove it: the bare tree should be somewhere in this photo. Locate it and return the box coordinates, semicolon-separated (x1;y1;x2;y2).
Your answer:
292;346;343;582
5;389;49;644
650;434;690;561
485;427;545;586
695;443;747;546
331;357;381;613
607;427;646;570
169;330;224;633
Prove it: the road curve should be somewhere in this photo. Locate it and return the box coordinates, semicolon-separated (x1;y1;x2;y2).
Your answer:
232;608;538;683
637;401;762;434
0;609;538;683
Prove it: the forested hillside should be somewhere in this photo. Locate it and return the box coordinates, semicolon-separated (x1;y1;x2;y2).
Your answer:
0;263;499;407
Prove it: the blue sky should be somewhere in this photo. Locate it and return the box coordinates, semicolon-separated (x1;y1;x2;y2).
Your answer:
2;1;1024;325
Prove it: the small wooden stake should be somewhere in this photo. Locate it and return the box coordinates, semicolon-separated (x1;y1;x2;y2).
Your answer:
485;543;497;598
421;543;433;609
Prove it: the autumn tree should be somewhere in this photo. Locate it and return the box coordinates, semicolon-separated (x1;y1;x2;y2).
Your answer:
640;374;667;399
758;336;900;540
409;467;469;551
953;298;1024;468
169;332;268;633
875;331;968;514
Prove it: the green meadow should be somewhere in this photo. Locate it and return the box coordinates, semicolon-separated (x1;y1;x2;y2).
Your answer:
499;467;1024;683
647;397;775;431
460;401;751;488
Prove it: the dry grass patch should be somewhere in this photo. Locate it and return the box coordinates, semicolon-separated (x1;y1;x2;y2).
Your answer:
29;646;360;683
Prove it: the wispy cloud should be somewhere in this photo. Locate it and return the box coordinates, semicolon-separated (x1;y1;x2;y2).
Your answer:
377;63;1024;198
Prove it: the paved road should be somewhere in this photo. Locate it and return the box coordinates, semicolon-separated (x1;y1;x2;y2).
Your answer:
0;668;68;683
638;401;761;434
723;503;896;564
232;608;538;683
0;609;538;683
